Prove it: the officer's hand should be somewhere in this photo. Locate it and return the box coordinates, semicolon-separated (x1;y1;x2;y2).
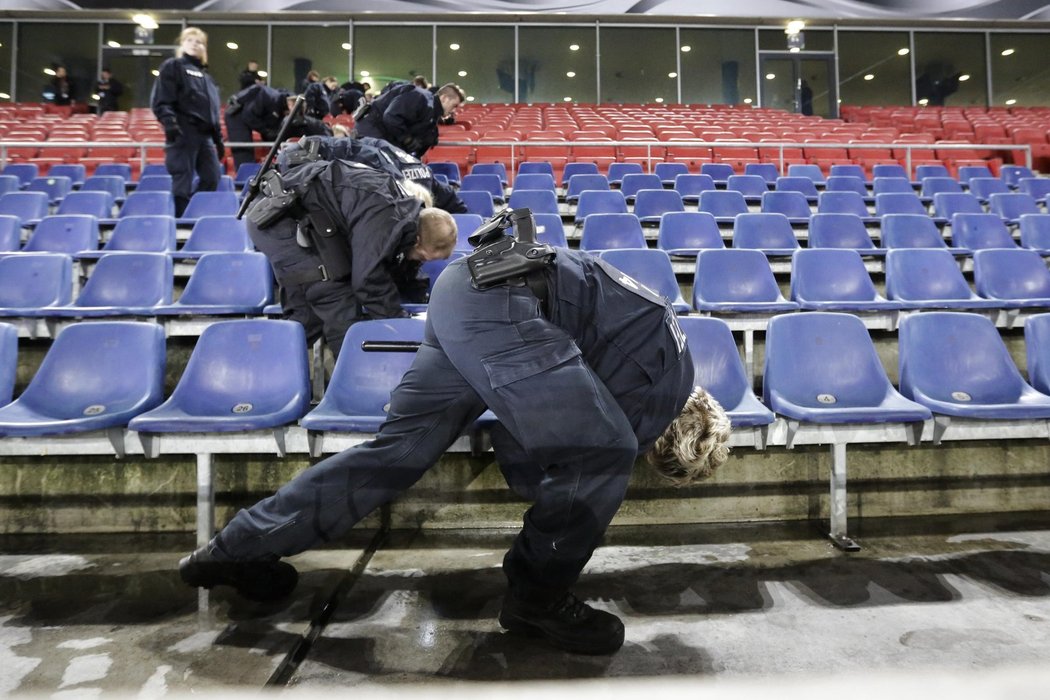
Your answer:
163;121;182;144
213;137;226;161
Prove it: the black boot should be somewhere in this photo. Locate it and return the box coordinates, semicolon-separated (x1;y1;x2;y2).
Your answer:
178;546;298;602
499;591;625;655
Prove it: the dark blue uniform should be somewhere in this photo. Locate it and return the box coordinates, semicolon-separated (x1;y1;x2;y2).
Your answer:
354;84;442;158
150;53;222;216
211;249;694;601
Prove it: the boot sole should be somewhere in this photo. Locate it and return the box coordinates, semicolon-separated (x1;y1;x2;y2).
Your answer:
179;556;298;601
498;609;624;655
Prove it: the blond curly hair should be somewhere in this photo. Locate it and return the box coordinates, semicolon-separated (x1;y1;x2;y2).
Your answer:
646;386;731;487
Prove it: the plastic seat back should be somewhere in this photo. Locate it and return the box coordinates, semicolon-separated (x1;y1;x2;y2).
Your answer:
825;176;868;197
829;164;866;180
875;192;927;217
633;189;684;223
674;173;716;202
598;248;689;312
761;191;811;219
872;177;914;196
71;253;172;309
0;322;165;435
136;174;173;192
94;163;131;183
974;249;1050;301
565;174;610;203
787;163;826;185
452;213;484;251
580;212;646;251
560;162;599;187
657;211;723;254
0;323;17;404
22;215;98;254
808;212;877;250
989;192;1040;222
0;191;48;225
775;176;819;198
56;191;114;218
2;163;38;187
101;215;177;253
234;162;263;187
119;191;174;218
0;175;20;197
957;165;994;185
506;188;559;215
470;162;508;185
655;162;688;185
970;177;1011;201
181;191;238;220
459;190;495;217
880;213;948;249
885;248;981;304
26;175;72;203
951;212;1018;250
0;215;19;252
80;175;126;202
732;212;799;252
1024;313;1050;394
607;162;643;186
693;249;794;309
726;175;768;198
1001;165;1035;188
513;173;556;192
700;163;735;184
915;164;950;180
872;164;908;180
698;190;748;219
168;252;272;309
460;174;504;201
0;254;72;309
532;213;568;247
574;190;628;223
1019;214;1050;251
933;192;983;220
790;248;885;304
745;163;779;183
817;191;871;217
619;173;663;200
920;177;963;198
178;216;252;255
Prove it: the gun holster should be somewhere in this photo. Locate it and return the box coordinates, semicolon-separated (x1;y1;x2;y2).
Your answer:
466;208;555;290
246;170;300;228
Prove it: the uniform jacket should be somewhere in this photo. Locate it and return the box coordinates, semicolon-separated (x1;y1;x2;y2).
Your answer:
354;84;442;157
151;54;221;136
226;84;288;139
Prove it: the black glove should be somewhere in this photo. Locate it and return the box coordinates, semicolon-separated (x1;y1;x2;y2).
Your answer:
401;136;423;155
213;135;225;161
163;120;182;144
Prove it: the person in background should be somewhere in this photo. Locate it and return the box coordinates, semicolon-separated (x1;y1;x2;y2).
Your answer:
46;65;74;106
150;26;224;217
353;82;464;158
300;69;320;94
305;76;338;119
95;68;123;114
239;60;262;89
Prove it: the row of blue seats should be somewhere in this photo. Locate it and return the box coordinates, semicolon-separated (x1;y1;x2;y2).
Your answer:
0;214;252;256
0;173;245;206
0;190;241;227
4;311;1050;441
0;162;262;189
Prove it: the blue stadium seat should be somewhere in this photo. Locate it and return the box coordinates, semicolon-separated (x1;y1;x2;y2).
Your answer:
656;211;724;256
816;191;877;223
974;249;1050;306
774;176;819;201
673;173;716;204
301;318;424;433
1017;177;1050;205
956;165;994;186
745;162;779;183
460;174;505;204
989;192;1041;225
692;249;798;313
1;164;38;188
532;213;568;248
451;213;484;252
565;173;610;204
0;321;165;436
136;174;173;192
786;163;826;186
172;216;253;259
678;316;774;427
760;191;811;223
0;191;48;226
215;175;236;193
698;190;748;223
899;311;1050;421
117;191;175;219
872;177;915;196
597;248;690;313
579;212;646;251
94;163;132;183
726;174;768;202
700;163;735;185
513;173;556;192
1024;313;1050;395
808;212;883;253
825;175;869;199
49;252;172;317
80;175;125;204
732;212;800;255
0;215;21;252
0;254;72;315
459;190;495;217
829;164;866;181
560;162;599;187
140;164;168;179
76;215;177;259
633;189;684;225
0;175;21;197
880;213;959;252
933;192;983;220
654;162;688;186
128;320;310;433
234;162;263;188
969;176;1011;203
574;190;628;224
619;173;663;202
19;214;98;255
920;176;963;198
950;212;1019;251
153;252;272;315
401;253;467;314
470;162;508;185
885;248;1002;310
871;164;909;181
1000;165;1035;189
790;249;902;311
26;175;72;204
915;164;950;181
1019;214;1050;254
518;162;554;178
0;322;16;406
55;191;114;219
875;192;929;218
506;188;559;215
177;190;239;225
607;162;643;186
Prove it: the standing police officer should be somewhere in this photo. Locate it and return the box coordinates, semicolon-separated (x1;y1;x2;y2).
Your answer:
179;210;732;655
353;82;464;158
151;27;224;217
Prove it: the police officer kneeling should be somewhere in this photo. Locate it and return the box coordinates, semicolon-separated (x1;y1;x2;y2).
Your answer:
245;156;456;357
178;208;732;656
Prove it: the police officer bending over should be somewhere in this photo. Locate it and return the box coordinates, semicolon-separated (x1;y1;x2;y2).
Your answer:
151;27;224;218
245;153;457;357
353;82;464;158
179;208;732;656
225;85;331;173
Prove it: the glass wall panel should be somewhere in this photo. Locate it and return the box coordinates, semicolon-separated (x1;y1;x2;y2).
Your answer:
837;30;911;107
0;23;12;101
680;28;756;105
196;24;268;100
914;32;987;107
272;24;350;94
518;25;596;105
989;32;1050;107
103;22;181;48
436;26;514;104
599;27;676;104
354;25;433;95
17;22;97;103
102;22;184;111
759;29;833;52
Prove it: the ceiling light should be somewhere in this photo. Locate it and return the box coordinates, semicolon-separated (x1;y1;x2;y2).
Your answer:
449;43;460;51
466;95;475;102
226;42;239;50
789;47;800;53
564;96;572;102
743;98;753;104
458;70;467;77
107;40;121;48
566;71;576;78
680;45;691;52
898;48;910;56
918;98;929;106
132;14;158;30
864;74;875;81
360;70;370;77
765;73;776;80
654;97;664;103
786;20;806;34
958;74;970;81
1006;99;1017;105
43;68;56;76
151;70;160;77
0;93;9;99
341;42;352;50
668;72;677;78
1001;48;1015;56
257;70;268;78
569;44;580;51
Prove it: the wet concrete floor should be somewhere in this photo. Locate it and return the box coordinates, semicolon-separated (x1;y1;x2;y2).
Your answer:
2;516;1050;696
